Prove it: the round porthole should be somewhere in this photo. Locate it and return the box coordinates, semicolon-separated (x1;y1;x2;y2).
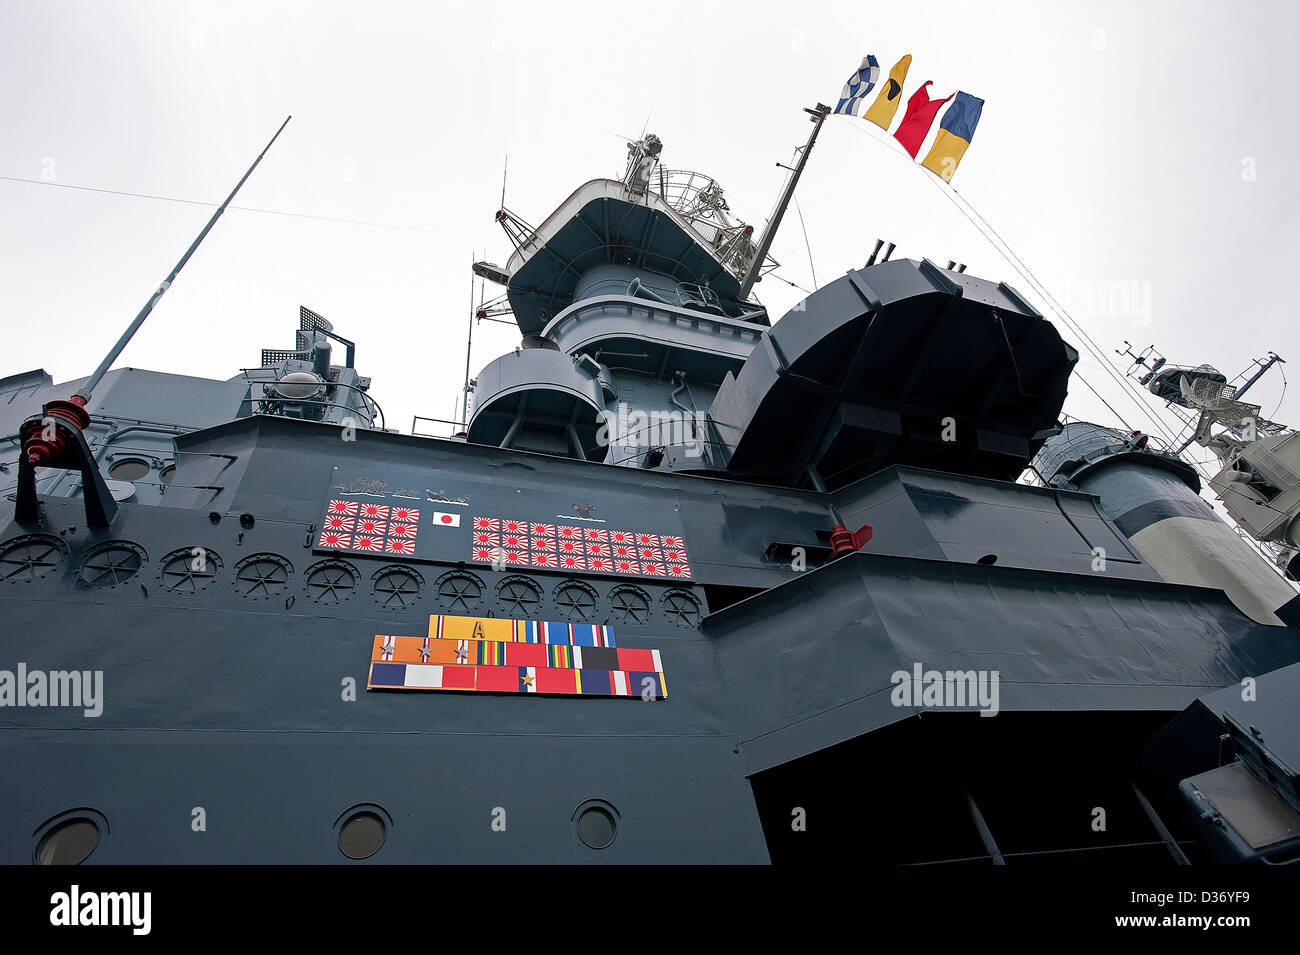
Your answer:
574;800;618;850
159;465;176;486
79;541;147;587
337;808;387;860
107;459;151;482
0;534;68;583
33;812;106;865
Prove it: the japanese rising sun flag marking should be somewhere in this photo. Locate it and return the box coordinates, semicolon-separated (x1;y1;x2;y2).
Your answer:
319;496;421;556
368;619;665;699
465;516;692;581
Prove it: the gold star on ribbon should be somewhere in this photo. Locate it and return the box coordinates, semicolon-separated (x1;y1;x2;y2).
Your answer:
522;672;535;686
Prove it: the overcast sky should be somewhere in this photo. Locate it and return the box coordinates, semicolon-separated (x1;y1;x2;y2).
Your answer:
2;0;1296;482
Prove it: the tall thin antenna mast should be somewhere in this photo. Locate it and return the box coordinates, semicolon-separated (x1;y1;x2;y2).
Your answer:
22;115;292;472
739;104;831;300
75;115;292;403
461;252;476;431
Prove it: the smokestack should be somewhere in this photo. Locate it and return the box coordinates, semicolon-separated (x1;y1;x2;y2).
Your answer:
865;239;884;268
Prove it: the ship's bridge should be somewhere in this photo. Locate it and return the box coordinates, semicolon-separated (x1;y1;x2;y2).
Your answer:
498;141;770;336
467;138;774;463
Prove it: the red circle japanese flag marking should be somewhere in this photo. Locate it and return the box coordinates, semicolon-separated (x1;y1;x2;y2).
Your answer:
432;512;462;527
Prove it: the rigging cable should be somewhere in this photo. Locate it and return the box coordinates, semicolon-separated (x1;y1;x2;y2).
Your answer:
935;179;1192;454
839;122;1193;454
0;174;494;240
793;197;818;290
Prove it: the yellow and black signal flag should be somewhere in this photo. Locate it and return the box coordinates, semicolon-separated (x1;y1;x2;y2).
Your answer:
863;54;912;129
921;91;985;183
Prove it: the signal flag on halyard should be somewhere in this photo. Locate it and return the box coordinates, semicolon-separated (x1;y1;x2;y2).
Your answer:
833;55;880;116
893;81;954;158
863;54;912;129
921;91;984;183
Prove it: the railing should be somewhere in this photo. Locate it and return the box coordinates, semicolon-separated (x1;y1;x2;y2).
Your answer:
410;415;467;439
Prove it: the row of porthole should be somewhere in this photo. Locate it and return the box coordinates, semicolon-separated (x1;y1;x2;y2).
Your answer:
34;801;619;863
106;458;175;486
0;536;703;625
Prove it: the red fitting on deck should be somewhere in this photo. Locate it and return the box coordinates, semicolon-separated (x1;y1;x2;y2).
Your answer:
20;396;89;466
829;522;874;557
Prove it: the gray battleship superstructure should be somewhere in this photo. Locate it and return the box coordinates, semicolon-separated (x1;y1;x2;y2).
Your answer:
3;128;1299;865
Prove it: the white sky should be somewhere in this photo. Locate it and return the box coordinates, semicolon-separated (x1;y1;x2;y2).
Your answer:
2;0;1296;480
